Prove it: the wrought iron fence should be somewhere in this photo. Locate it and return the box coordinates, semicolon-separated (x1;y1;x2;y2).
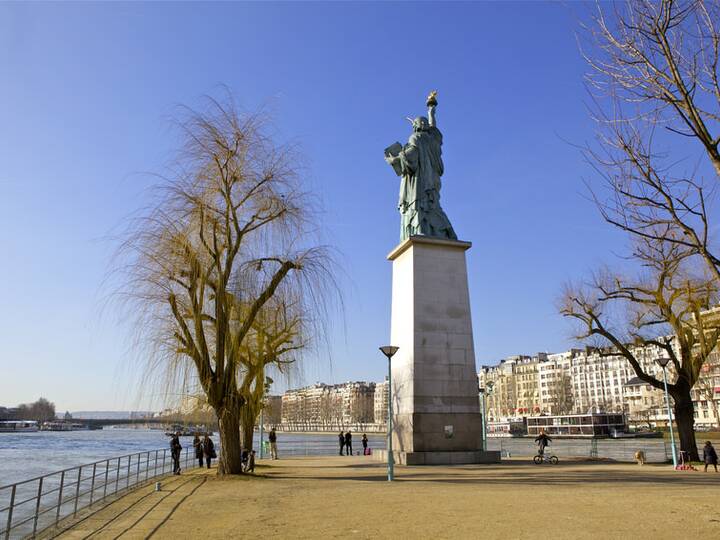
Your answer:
0;445;205;540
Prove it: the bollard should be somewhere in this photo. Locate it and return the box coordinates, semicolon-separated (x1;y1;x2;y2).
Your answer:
155;482;161;492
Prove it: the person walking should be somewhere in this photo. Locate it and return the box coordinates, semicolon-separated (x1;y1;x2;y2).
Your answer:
703;441;718;472
338;430;345;456
345;430;353;456
170;432;182;475
269;428;278;460
193;434;203;467
203;434;215;469
362;433;369;455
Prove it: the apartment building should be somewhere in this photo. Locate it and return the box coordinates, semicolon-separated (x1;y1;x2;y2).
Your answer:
477;341;720;426
373;380;389;425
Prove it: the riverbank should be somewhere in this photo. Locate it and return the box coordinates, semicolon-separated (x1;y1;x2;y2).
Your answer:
51;456;719;539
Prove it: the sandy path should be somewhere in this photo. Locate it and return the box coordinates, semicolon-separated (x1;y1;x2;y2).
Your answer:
53;456;720;539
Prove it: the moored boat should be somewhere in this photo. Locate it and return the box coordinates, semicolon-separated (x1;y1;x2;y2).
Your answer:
0;420;39;432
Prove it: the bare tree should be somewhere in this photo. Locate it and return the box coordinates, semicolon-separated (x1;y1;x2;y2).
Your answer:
15;398;56;423
561;238;720;460
575;0;720;460
115;96;335;474
582;0;720;282
548;373;576;415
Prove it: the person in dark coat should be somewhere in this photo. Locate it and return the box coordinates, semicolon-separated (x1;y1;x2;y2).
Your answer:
703;441;718;472
269;428;278;460
246;450;256;473
193;434;203;467
203;434;215;469
344;430;353;456
338;431;345;456
170;432;182;475
534;430;552;456
362;433;369;454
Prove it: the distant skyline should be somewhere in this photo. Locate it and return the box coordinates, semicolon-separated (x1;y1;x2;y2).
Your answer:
1;2;640;411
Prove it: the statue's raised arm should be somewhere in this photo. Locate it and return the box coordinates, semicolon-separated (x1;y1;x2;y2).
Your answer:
426;90;438;128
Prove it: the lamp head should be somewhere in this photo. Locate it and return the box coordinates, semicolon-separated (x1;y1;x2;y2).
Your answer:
656;357;670;368
379;346;399;359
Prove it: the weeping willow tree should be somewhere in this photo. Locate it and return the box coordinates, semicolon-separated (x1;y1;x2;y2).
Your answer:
115;96;336;474
237;293;306;451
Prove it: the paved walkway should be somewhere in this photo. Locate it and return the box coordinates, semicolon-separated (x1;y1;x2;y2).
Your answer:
51;456;720;539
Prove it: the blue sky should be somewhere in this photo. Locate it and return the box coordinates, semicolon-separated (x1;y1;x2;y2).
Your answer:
0;1;632;411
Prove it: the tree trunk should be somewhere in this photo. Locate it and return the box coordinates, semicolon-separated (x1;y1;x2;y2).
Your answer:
241;405;256;452
217;407;243;474
672;391;699;462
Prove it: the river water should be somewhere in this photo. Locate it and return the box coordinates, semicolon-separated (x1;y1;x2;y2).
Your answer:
0;428;387;486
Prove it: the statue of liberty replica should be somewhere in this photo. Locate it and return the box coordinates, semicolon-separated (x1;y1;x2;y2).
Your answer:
384;91;457;242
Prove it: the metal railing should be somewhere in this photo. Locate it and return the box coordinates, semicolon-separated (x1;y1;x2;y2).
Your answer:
0;445;206;540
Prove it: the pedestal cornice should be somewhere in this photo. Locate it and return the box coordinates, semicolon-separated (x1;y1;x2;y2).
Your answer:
387;235;472;261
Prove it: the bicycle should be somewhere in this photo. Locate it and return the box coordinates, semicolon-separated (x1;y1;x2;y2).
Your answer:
533;453;559;465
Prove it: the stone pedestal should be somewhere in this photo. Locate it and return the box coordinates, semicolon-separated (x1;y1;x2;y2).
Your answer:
381;236;500;465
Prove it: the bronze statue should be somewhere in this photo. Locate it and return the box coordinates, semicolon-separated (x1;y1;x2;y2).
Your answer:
384;91;457;242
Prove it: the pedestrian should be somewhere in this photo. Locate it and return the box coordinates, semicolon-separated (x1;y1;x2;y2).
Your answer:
362;433;368;455
338;430;345;456
345;430;353;456
703;441;718;472
269;427;278;460
246;450;256;473
203;434;215;469
193;434;203;467
170;432;182;475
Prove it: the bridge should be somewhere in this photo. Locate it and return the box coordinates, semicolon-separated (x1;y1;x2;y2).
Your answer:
81;418;169;427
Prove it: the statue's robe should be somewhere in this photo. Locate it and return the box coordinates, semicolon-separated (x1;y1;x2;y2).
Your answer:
397;126;457;241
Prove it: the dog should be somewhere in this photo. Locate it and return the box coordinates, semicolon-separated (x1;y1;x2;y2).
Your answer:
634;450;646;465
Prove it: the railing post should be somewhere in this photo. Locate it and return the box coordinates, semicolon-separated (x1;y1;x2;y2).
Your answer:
115;457;121;495
184;446;189;470
55;471;65;526
126;456;131;489
89;463;97;507
154;450;159;478
145;452;150;481
136;453;141;485
73;466;82;517
103;460;109;500
162;450;166;474
5;484;16;540
32;477;44;537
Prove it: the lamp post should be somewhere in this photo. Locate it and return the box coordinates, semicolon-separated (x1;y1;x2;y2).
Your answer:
259;376;273;460
656;357;678;468
379;345;399;482
479;381;494;450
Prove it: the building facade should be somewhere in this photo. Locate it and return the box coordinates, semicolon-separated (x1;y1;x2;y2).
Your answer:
280;382;377;430
480;341;720;428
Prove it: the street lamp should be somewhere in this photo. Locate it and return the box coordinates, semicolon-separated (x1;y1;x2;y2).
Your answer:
478;381;494;450
656;357;678;468
259;376;273;460
379;345;399;481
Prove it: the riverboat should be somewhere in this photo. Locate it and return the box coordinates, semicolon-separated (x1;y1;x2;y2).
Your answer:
0;420;39;432
41;421;95;431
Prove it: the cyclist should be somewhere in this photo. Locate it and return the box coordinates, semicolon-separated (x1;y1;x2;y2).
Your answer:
534;429;552;456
